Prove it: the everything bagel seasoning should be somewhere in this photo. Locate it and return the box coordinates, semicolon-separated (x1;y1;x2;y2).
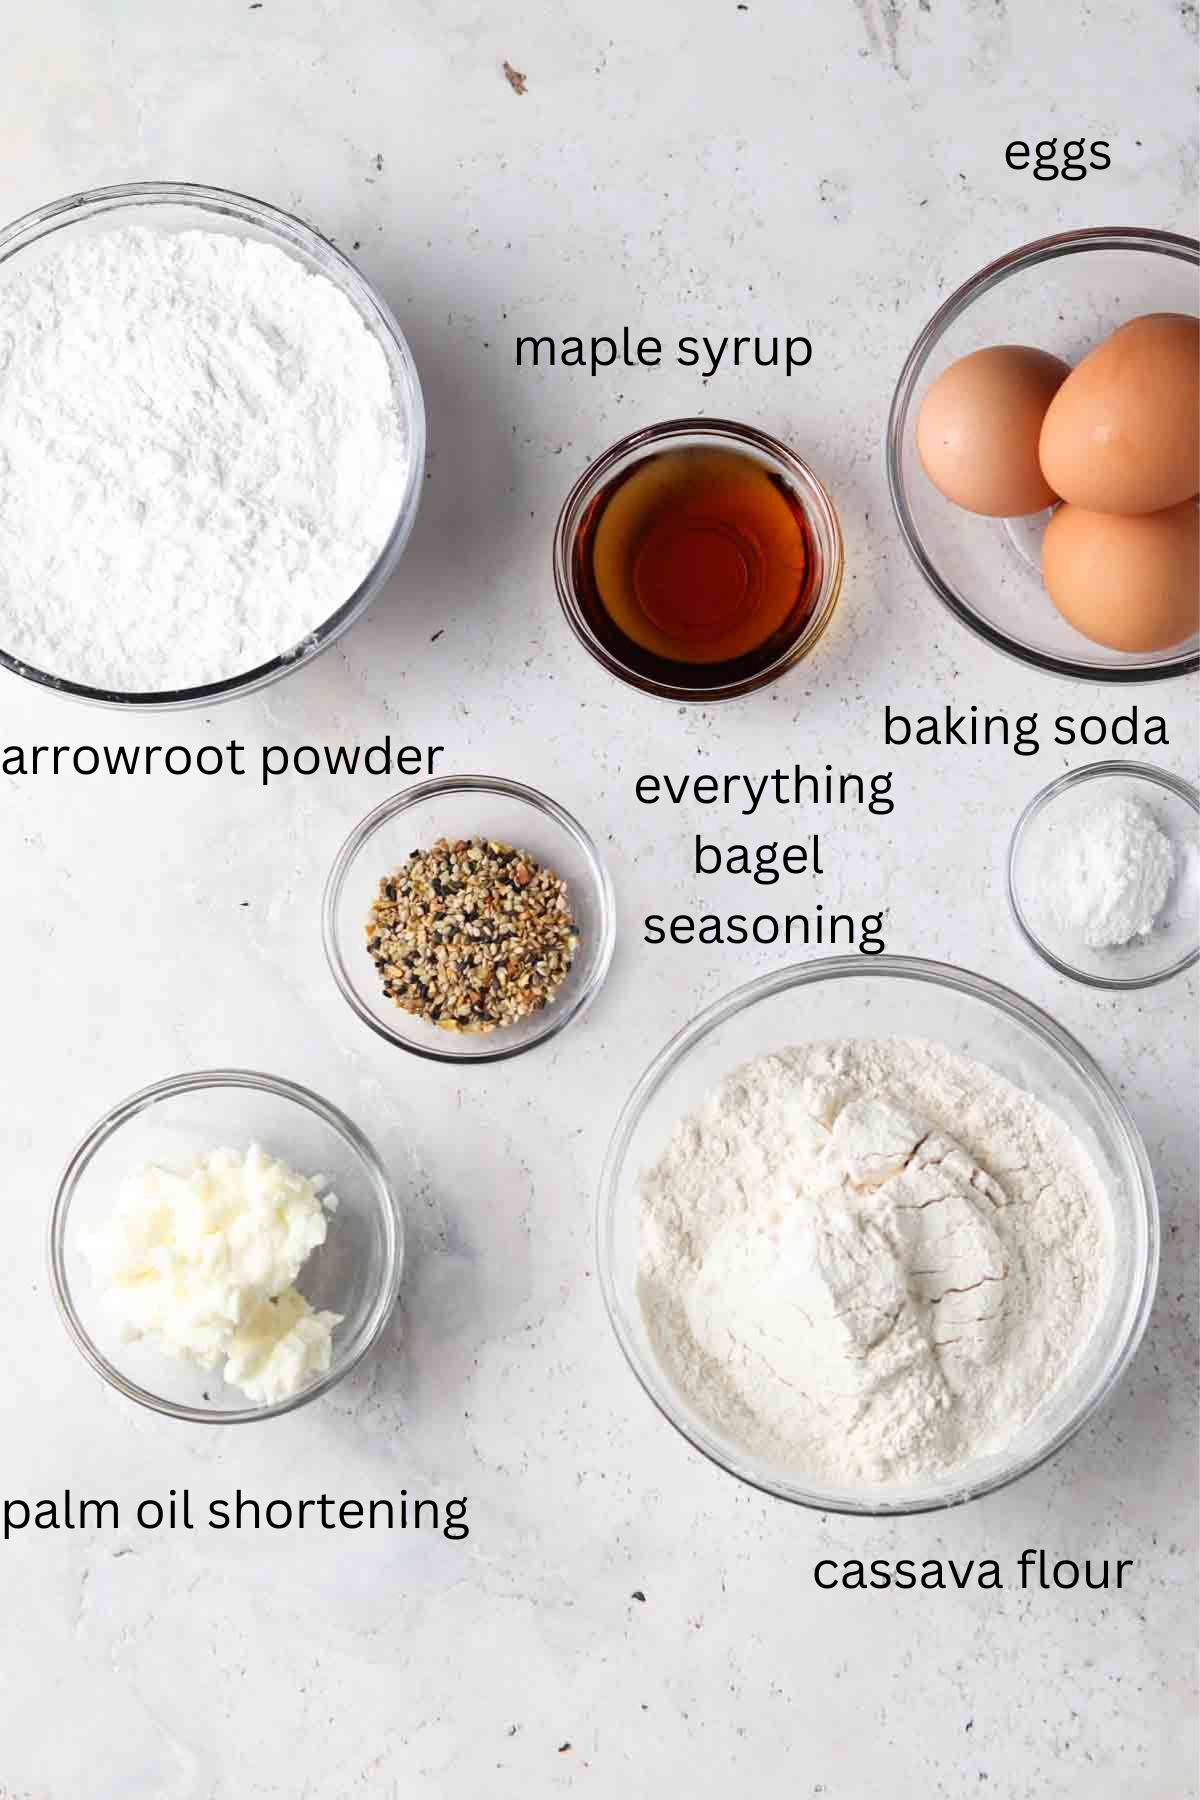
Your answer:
366;838;578;1032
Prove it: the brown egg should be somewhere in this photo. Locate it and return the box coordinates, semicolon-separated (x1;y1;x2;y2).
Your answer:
916;345;1069;516
1042;499;1199;652
1039;312;1200;514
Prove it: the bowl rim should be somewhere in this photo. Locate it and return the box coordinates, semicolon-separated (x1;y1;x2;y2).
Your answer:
886;224;1200;685
597;953;1160;1516
322;773;617;1064
47;1067;405;1422
552;415;845;702
0;179;426;711
1007;759;1200;989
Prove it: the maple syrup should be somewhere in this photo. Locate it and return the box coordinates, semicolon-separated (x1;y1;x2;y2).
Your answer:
570;443;819;689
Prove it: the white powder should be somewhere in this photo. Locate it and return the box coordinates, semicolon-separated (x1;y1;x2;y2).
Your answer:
638;1038;1111;1487
1047;795;1175;948
0;225;410;692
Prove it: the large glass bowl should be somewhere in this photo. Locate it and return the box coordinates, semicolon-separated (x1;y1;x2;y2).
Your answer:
48;1070;404;1421
887;227;1198;682
323;775;616;1063
0;181;425;709
598;957;1158;1515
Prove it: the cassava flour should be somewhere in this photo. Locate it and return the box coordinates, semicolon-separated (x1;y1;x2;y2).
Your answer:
638;1038;1112;1486
0;225;410;691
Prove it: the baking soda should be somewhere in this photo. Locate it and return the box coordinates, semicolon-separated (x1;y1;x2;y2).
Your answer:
1048;794;1175;948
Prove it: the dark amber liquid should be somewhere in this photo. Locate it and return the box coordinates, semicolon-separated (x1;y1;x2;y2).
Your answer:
572;444;818;689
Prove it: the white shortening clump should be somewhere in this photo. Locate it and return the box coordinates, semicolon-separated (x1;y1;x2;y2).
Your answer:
638;1039;1112;1486
81;1143;342;1406
0;226;410;691
1049;795;1175;948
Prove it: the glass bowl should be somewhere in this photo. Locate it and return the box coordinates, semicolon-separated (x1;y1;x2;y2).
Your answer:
1008;761;1199;988
48;1070;403;1421
0;181;425;709
598;956;1157;1515
553;417;844;701
323;775;616;1063
887;226;1199;682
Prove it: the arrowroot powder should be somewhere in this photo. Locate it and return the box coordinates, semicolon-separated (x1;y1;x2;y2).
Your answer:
638;1039;1112;1487
0;224;410;692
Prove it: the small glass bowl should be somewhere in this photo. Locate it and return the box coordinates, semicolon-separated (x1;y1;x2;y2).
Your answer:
887;226;1199;683
1008;761;1199;988
0;181;425;710
48;1070;403;1422
323;775;616;1063
553;418;844;701
599;957;1157;1516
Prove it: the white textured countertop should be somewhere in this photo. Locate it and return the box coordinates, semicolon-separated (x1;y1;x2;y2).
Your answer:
1;4;1196;1795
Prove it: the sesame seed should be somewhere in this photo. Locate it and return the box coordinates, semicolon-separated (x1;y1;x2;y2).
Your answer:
365;836;578;1033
